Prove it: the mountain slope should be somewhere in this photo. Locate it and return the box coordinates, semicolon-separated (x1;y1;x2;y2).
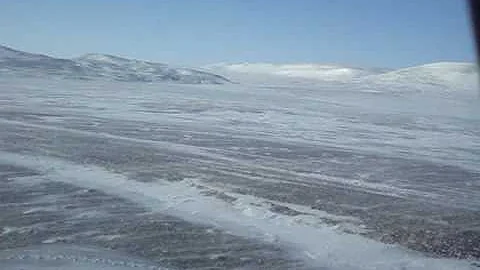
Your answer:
0;45;88;77
1;45;476;89
74;53;230;84
0;45;230;84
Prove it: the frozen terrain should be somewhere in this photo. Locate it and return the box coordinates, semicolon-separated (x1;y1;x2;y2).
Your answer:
1;46;480;269
0;45;230;84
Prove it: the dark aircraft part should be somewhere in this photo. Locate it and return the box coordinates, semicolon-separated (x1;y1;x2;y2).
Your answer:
469;1;480;65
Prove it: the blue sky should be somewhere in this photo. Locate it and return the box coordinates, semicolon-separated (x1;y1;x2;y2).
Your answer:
0;0;475;68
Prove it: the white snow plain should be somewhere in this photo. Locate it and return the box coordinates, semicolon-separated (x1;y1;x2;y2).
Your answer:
0;63;479;269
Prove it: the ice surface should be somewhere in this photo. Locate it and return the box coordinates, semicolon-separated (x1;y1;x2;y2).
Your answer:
0;73;479;269
0;244;168;270
0;152;478;270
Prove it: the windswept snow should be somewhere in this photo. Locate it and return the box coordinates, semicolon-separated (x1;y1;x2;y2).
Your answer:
1;152;478;270
1;45;479;269
0;76;479;269
0;244;168;270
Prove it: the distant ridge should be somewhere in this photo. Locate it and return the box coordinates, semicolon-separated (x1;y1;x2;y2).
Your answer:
0;45;231;84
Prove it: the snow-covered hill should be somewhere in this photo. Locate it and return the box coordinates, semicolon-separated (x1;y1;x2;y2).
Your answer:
208;63;384;81
0;45;87;77
74;53;231;84
0;45;230;84
362;62;478;90
207;62;478;91
0;45;52;61
1;45;477;89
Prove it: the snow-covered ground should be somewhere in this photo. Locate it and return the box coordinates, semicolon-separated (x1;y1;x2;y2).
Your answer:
0;61;479;270
0;244;169;270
